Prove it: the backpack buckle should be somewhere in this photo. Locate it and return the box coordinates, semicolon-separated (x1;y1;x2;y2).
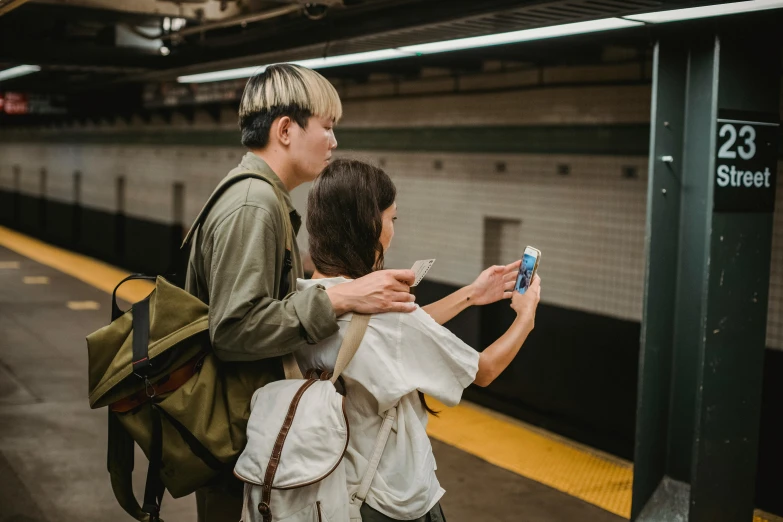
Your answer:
144;377;156;399
258;501;272;521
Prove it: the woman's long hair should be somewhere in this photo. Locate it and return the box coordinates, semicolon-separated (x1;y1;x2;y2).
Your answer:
307;158;438;416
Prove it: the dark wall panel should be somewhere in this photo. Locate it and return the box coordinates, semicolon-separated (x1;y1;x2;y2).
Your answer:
16;194;44;237
124;216;181;275
44;200;76;247
78;207;119;263
0;190;15;225
755;349;783;515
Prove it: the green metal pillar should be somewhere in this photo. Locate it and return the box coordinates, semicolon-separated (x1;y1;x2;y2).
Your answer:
632;19;780;522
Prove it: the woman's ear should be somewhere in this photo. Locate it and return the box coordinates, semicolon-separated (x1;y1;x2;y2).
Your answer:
273;116;293;146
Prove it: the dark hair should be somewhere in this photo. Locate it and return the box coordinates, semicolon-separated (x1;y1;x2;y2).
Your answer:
307;158;439;416
240;104;310;150
307;158;395;280
238;63;342;150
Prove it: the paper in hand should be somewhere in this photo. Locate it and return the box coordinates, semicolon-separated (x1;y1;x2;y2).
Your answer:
410;259;435;287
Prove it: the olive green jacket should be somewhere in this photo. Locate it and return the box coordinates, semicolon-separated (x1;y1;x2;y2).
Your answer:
185;152;338;362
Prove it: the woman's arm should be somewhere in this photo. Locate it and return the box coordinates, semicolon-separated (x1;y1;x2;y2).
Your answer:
474;276;541;387
422;260;521;325
421;285;473;325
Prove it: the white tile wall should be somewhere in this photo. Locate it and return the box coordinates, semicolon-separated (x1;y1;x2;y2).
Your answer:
312;150;650;323
0;78;780;350
0;143;244;222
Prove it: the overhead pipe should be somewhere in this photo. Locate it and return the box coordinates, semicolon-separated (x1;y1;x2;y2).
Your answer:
0;0;32;17
126;4;301;41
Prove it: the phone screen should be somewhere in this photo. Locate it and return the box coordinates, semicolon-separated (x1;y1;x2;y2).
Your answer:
515;251;539;294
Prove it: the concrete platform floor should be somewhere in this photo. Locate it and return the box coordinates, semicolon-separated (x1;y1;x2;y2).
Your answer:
0;240;624;522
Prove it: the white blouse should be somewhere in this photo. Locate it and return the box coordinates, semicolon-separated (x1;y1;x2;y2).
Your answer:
294;277;480;520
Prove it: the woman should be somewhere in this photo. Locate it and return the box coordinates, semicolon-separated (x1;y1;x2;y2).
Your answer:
295;159;541;522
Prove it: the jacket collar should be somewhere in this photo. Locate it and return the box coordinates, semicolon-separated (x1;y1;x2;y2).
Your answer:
235;152;302;234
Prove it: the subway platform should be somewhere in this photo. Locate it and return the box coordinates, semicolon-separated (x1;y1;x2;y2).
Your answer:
0;226;779;522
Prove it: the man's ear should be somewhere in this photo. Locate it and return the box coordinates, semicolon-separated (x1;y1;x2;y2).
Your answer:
273;116;293;146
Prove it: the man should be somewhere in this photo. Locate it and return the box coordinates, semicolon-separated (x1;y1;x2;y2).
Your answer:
185;64;418;522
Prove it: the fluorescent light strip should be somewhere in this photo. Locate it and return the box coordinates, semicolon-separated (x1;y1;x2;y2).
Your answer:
625;0;783;23
400;18;641;54
0;64;41;83
177;17;641;83
177;65;266;83
294;49;418;70
178;50;417;83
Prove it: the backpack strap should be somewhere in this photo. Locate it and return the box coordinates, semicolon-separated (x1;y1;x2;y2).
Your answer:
282;313;371;381
175;169;295;298
107;407;166;522
351;404;398;510
181;170;293;253
331;313;371;384
106;297;167;522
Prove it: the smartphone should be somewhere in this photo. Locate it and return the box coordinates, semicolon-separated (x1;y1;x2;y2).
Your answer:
514;246;541;295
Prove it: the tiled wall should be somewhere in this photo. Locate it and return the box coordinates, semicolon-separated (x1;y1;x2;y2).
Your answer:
292;151;649;322
0;74;781;348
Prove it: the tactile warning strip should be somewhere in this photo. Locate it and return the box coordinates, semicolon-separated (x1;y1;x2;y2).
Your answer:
0;226;154;303
427;399;780;522
426;398;634;517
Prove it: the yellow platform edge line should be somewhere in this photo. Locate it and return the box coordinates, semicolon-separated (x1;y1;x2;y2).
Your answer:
0;225;153;303
1;226;777;522
426;397;633;518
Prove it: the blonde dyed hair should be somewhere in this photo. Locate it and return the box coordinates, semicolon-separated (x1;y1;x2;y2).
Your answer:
239;63;342;122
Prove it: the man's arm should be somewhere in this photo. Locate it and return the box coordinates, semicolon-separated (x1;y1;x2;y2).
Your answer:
207;205;338;361
207;205;419;361
423;260;521;325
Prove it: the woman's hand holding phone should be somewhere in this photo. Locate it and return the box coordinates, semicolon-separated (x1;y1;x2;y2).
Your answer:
511;274;541;333
468;259;522;306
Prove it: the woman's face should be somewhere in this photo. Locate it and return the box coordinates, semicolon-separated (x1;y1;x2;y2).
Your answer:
379;202;397;254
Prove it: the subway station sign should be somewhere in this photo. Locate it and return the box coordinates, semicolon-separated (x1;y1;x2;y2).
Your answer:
714;110;779;213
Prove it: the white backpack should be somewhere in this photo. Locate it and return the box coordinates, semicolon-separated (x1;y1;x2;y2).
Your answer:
234;313;397;522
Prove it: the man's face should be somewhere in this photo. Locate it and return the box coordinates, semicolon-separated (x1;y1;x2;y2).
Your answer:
290;115;337;182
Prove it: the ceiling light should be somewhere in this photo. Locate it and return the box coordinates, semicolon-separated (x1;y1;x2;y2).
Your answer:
178;50;415;82
624;0;783;23
171;18;187;32
177;18;640;83
178;66;266;83
0;64;41;83
400;18;642;54
294;49;416;70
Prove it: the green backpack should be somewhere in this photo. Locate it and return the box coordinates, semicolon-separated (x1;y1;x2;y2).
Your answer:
87;171;295;522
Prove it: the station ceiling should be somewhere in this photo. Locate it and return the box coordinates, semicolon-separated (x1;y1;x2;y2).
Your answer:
0;0;734;94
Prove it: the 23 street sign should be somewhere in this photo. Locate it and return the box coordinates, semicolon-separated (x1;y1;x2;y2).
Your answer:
714;109;779;213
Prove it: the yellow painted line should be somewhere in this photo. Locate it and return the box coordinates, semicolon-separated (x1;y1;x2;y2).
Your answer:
23;276;50;285
756;510;781;522
427;400;783;521
67;300;101;311
0;261;20;269
0;226;153;303
426;397;633;518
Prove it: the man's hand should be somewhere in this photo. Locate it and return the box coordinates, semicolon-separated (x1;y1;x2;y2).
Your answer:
468;259;522;306
326;269;417;316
